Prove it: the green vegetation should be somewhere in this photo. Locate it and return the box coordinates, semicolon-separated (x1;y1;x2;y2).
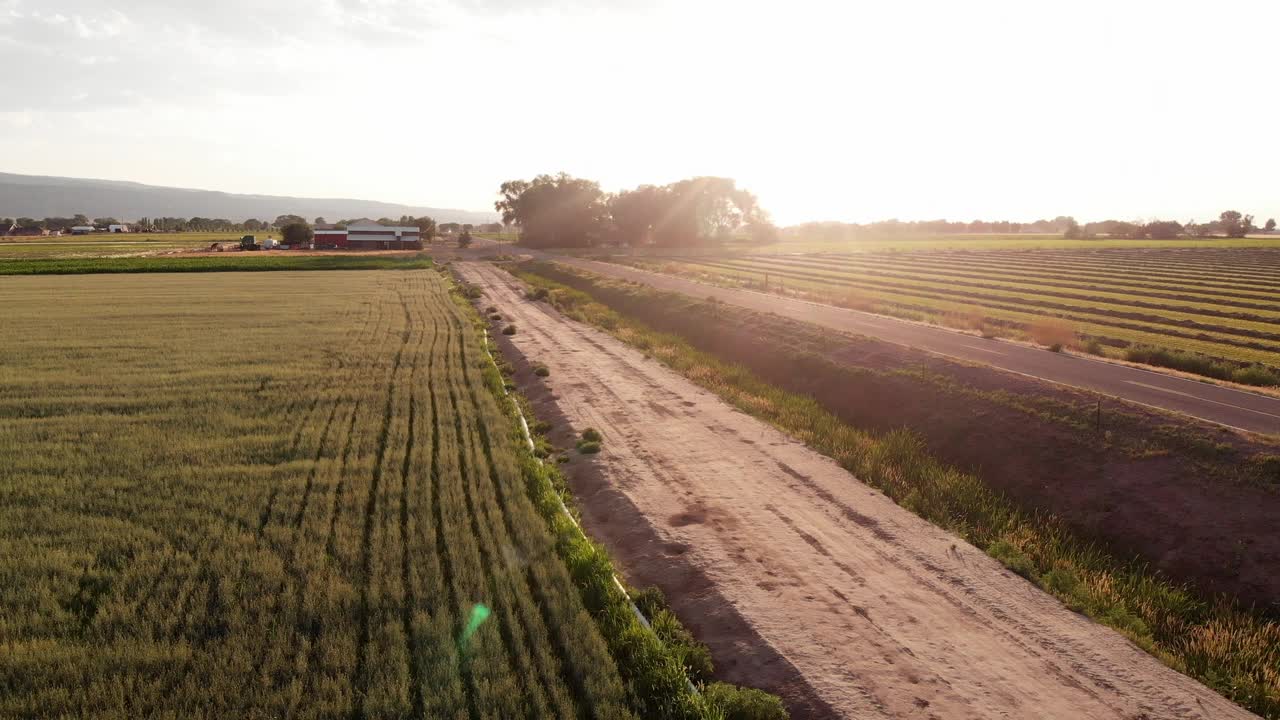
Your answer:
621;246;1280;384
495;173;774;248
0;253;434;275
0;269;754;718
512;264;1280;719
1124;345;1280;386
502;324;518;336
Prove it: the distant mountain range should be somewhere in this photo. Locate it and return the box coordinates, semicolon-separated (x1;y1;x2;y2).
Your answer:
0;172;497;224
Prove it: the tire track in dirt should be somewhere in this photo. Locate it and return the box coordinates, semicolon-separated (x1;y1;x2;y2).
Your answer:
459;261;1258;720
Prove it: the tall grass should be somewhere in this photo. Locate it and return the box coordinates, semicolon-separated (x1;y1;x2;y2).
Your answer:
1027;316;1077;351
513;264;1280;718
1124;345;1280;387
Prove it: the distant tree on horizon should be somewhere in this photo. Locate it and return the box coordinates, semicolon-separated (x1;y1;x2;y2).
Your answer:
1266;218;1276;231
281;221;313;246
1219;210;1253;238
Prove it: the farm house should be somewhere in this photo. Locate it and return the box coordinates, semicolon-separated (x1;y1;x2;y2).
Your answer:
310;223;422;250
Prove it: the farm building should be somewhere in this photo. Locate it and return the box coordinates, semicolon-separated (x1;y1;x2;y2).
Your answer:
108;224;129;233
311;223;422;250
70;226;95;235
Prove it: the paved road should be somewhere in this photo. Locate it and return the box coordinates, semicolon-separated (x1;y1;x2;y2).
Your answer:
545;256;1280;435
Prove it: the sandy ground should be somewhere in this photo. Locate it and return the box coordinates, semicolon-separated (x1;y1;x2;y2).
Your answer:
456;262;1255;720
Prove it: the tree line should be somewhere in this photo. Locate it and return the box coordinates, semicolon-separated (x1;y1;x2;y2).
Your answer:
786;211;1276;243
1064;211;1273;240
1;213;471;236
495;173;776;248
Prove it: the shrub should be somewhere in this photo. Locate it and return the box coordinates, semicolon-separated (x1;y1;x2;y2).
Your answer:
1083;338;1105;356
1027;317;1075;351
502;324;517;335
461;284;484;299
577;440;602;454
945;307;988;333
652;610;714;682
525;287;550;301
834;290;874;312
533;364;551;377
704;683;789;720
987;539;1035;578
581;427;603;443
1123;346;1279;387
489;313;503;321
484;305;498;313
1231;364;1280;387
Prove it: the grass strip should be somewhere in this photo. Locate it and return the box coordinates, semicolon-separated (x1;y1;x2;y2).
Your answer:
512;261;1280;719
0;253;434;275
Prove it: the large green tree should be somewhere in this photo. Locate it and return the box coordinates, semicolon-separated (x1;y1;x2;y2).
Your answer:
650;177;764;246
281;221;314;246
1218;210;1253;238
495;173;607;248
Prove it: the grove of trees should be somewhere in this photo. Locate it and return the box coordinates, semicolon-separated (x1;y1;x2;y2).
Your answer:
495;173;776;248
2;214;440;237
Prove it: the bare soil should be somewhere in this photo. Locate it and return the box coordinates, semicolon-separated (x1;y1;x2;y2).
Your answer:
459;261;1254;720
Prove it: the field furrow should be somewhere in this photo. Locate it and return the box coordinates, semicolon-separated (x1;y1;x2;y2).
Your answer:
0;270;651;719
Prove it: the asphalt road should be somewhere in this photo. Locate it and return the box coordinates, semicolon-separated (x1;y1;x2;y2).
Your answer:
548;256;1280;435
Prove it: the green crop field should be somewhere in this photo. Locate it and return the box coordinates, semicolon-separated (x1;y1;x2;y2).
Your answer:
0;270;711;718
619;246;1280;384
0;232;242;259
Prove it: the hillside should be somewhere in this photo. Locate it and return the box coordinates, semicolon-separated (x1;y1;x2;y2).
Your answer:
0;172;497;224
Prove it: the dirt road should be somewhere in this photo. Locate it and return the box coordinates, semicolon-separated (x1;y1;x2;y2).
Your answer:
458;261;1254;720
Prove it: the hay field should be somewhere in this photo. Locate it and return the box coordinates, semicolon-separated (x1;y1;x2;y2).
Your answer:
625;247;1280;383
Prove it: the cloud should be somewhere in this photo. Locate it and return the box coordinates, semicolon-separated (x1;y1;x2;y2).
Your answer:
0;0;464;110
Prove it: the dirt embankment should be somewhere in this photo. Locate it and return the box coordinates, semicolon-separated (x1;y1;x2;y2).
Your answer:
458;261;1255;720
525;261;1280;610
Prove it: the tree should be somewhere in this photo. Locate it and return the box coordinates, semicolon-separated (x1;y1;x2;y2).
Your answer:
281;221;314;246
314;217;327;226
93;217;119;226
609;184;669;245
1265;218;1276;232
494;173;607;248
745;221;780;245
1142;220;1183;239
1063;218;1083;239
651;177;763;246
413;216;437;240
274;214;305;228
458;229;473;248
1219;210;1253;238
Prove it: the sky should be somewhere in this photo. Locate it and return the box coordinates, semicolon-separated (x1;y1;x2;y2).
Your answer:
1;0;1277;226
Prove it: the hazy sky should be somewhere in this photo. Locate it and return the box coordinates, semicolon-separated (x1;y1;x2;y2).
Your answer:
2;0;1277;225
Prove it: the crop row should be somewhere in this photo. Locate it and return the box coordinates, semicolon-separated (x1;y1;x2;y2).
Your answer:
801;253;1280;306
0;271;637;718
630;258;1280;368
715;257;1280;330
